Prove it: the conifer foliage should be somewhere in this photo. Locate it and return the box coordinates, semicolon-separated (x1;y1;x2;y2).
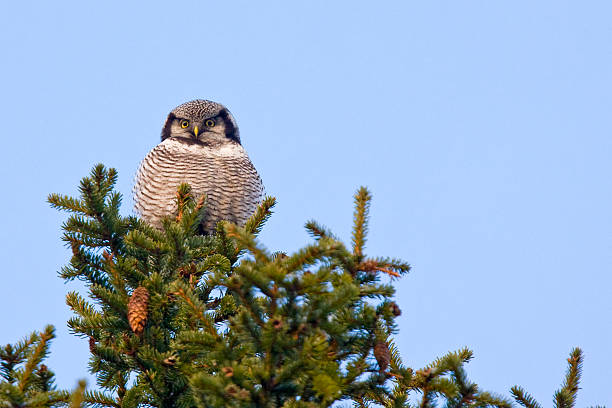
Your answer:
0;164;595;408
46;164;416;407
0;326;68;407
510;348;596;408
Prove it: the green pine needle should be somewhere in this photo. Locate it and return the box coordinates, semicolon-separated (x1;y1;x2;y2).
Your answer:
351;186;372;259
511;386;543;408
244;196;276;236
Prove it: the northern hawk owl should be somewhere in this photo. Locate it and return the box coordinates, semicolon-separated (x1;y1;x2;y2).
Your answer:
133;99;264;233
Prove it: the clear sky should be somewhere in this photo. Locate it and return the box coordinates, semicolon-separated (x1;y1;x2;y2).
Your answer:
0;1;610;405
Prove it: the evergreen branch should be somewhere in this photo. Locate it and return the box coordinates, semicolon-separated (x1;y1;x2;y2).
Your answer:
447;363;477;408
0;383;24;407
358;387;387;407
419;390;435;408
86;164;117;197
175;184;194;223
101;251;128;298
211;221;238;265
171;282;219;338
232;289;266;328
134;217;167;244
79;178;105;218
19;325;54;392
61;248;108;287
89;285;128;317
236;262;280;300
473;392;513;408
64;232;108;249
174;330;220;356
554;348;582;408
67;315;124;337
244;196;276;236
198;254;232;276
553;386;574;407
426;378;459;401
98;165;118;194
125;228;168;254
284;237;345;273
305;220;336;241
65;292;103;322
0;329;67;408
82;390;119;408
427;348;474;374
223;222;271;263
63;216;106;242
368;257;411;278
358;259;402;278
510;386;542;408
93;345;129;368
69;380;87;408
179;193;207;233
352;396;372;408
120;383;149;408
387;341;406;374
49;390;73;406
48;194;90;215
351;187;372;259
23;392;66;408
0;335;35;383
189;372;228;404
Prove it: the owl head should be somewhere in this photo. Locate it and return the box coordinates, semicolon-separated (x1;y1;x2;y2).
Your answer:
161;99;240;144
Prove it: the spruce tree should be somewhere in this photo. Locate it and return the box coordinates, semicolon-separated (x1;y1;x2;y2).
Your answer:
0;164;596;407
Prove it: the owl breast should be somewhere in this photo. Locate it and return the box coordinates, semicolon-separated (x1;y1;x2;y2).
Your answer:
133;138;264;233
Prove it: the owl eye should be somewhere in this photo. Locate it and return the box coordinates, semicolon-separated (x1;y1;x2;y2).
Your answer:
180;119;190;129
205;119;215;127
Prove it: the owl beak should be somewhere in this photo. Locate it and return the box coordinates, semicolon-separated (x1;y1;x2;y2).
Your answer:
193;126;200;138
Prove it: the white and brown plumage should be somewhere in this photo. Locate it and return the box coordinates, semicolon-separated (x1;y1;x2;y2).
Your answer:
133;100;264;233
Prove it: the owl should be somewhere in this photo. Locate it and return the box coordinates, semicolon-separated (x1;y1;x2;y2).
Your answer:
133;99;264;233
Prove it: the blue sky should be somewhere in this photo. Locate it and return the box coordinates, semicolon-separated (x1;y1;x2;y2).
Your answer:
0;1;610;405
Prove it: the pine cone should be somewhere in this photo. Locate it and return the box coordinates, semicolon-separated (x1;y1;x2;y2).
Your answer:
390;302;402;316
272;318;283;330
128;287;149;335
374;341;391;372
225;384;239;397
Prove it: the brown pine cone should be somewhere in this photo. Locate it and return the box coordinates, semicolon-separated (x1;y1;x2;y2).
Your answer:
272;318;283;330
374;340;391;372
128;286;149;335
390;302;402;316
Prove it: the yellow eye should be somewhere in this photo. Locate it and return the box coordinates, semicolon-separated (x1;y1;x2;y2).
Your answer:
180;119;190;129
205;119;215;127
